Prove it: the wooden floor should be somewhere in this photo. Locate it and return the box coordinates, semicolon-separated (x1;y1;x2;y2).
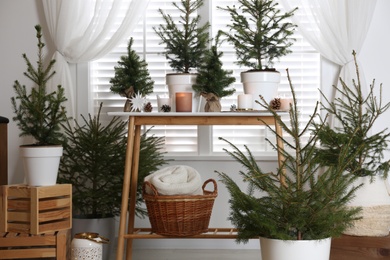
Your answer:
132;249;260;260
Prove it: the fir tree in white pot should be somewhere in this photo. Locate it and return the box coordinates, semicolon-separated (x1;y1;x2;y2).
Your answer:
154;0;210;112
58;103;168;258
218;0;297;110
216;70;363;260
11;25;68;186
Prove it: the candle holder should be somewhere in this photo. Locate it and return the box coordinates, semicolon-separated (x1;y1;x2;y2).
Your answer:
157;95;172;112
237;94;253;110
175;92;193;112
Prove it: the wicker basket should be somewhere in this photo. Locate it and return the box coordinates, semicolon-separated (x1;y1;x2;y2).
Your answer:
143;178;217;237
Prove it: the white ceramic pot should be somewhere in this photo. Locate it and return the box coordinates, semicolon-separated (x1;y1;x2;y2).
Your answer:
20;145;63;186
166;74;200;112
71;233;104;260
72;217;116;260
343;176;390;236
260;237;331;260
241;71;280;110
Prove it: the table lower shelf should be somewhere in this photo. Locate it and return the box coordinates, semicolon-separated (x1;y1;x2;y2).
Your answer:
124;228;240;239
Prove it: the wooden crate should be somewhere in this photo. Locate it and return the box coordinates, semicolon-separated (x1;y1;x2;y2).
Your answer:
0;184;72;234
331;234;390;260
0;229;70;259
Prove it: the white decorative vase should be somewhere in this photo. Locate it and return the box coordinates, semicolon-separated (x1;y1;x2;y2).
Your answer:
71;233;104;260
20;145;63;186
241;71;280;110
72;217;116;260
166;74;199;112
260;237;331;260
343;176;390;236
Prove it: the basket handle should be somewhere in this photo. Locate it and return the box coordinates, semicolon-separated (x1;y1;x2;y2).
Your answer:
143;181;159;196
202;179;218;195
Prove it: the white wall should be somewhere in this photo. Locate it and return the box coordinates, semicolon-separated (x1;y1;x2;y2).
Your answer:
1;0;390;250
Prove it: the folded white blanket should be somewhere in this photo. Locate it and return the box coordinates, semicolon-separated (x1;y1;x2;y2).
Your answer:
144;165;203;196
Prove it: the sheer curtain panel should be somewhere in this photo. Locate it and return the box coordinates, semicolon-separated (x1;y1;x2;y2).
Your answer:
280;0;377;97
42;0;150;117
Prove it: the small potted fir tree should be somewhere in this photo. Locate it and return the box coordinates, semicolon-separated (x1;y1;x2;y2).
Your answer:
314;51;390;237
218;0;297;109
217;70;363;260
58;103;168;258
11;25;68;186
110;38;154;112
192;38;236;112
154;0;209;112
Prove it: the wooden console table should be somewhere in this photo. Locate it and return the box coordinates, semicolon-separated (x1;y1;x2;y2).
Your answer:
108;112;285;260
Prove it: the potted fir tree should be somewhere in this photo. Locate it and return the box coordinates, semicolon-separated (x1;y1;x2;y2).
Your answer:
11;25;68;186
192;38;236;112
314;51;390;237
110;37;154;112
218;0;297;109
58;103;168;258
154;0;209;112
216;70;363;260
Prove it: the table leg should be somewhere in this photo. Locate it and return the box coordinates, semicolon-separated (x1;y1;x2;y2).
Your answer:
116;117;136;260
274;117;287;187
125;125;141;260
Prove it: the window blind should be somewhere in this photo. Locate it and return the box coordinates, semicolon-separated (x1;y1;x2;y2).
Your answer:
90;0;320;155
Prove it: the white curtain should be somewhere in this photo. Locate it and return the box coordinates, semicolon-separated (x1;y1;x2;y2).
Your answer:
280;0;377;97
42;0;150;117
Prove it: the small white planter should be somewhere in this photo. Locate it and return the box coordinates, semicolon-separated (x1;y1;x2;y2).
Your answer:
260;237;331;260
241;71;280;110
20;145;63;186
166;74;200;112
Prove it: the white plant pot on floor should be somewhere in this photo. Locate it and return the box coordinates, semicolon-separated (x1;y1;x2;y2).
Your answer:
241;71;280;110
343;176;390;236
260;237;331;260
20;145;63;186
166;74;200;112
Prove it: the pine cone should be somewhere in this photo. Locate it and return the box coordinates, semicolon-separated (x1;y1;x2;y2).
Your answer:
143;102;153;112
161;104;171;112
270;98;281;110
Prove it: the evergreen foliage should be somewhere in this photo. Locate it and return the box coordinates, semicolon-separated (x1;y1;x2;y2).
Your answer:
154;0;210;73
216;70;363;242
192;39;236;98
218;0;297;70
59;103;168;218
11;25;68;146
314;51;390;180
110;38;154;98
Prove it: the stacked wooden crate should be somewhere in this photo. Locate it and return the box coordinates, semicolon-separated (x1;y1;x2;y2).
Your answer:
0;184;72;259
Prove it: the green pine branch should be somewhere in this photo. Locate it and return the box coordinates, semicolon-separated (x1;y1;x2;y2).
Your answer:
315;51;390;179
11;24;68;146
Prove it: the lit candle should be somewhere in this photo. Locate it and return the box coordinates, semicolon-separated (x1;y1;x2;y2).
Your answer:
280;97;293;111
237;94;253;110
175;92;192;112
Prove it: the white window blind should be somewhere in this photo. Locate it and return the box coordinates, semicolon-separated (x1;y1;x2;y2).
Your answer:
90;0;320;156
